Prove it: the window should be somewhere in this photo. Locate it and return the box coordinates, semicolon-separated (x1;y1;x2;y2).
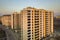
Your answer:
28;38;31;40
45;12;48;13
28;35;31;37
28;30;31;32
35;18;39;20
28;24;31;26
46;21;48;23
45;16;48;17
28;19;31;20
27;10;31;12
35;10;39;12
35;16;39;17
35;26;39;28
27;13;31;15
28;21;31;23
35;31;39;33
28;27;31;29
45;19;48;21
28;32;31;34
27;16;30;18
35;13;39;15
35;24;39;25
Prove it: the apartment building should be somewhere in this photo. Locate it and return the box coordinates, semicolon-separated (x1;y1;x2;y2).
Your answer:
19;7;54;40
11;7;54;40
11;12;20;31
1;15;11;28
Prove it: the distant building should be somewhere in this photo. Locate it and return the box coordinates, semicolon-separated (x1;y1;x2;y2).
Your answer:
11;12;20;32
1;15;11;28
11;7;54;40
0;16;2;24
54;16;60;27
56;16;60;19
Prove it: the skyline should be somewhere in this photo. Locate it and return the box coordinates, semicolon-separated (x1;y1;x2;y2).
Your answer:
0;0;60;16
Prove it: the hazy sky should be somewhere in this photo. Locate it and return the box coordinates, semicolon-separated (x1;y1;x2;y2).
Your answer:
0;0;60;16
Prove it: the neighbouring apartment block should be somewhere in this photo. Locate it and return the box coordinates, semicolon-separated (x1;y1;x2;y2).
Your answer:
1;15;11;28
11;12;20;32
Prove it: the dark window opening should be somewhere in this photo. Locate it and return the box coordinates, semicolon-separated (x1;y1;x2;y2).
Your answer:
28;24;31;26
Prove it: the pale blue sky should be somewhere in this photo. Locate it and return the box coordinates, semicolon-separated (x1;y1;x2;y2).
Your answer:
0;0;60;16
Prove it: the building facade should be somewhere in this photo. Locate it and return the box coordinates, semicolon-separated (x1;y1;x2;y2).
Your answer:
19;7;54;40
54;16;60;29
11;12;21;40
11;7;54;40
11;12;20;30
1;15;11;28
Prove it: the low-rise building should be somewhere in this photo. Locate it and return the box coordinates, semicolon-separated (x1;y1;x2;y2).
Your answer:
1;15;11;28
0;16;2;24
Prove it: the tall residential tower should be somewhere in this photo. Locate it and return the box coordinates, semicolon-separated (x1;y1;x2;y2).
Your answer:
11;7;54;40
19;7;54;40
